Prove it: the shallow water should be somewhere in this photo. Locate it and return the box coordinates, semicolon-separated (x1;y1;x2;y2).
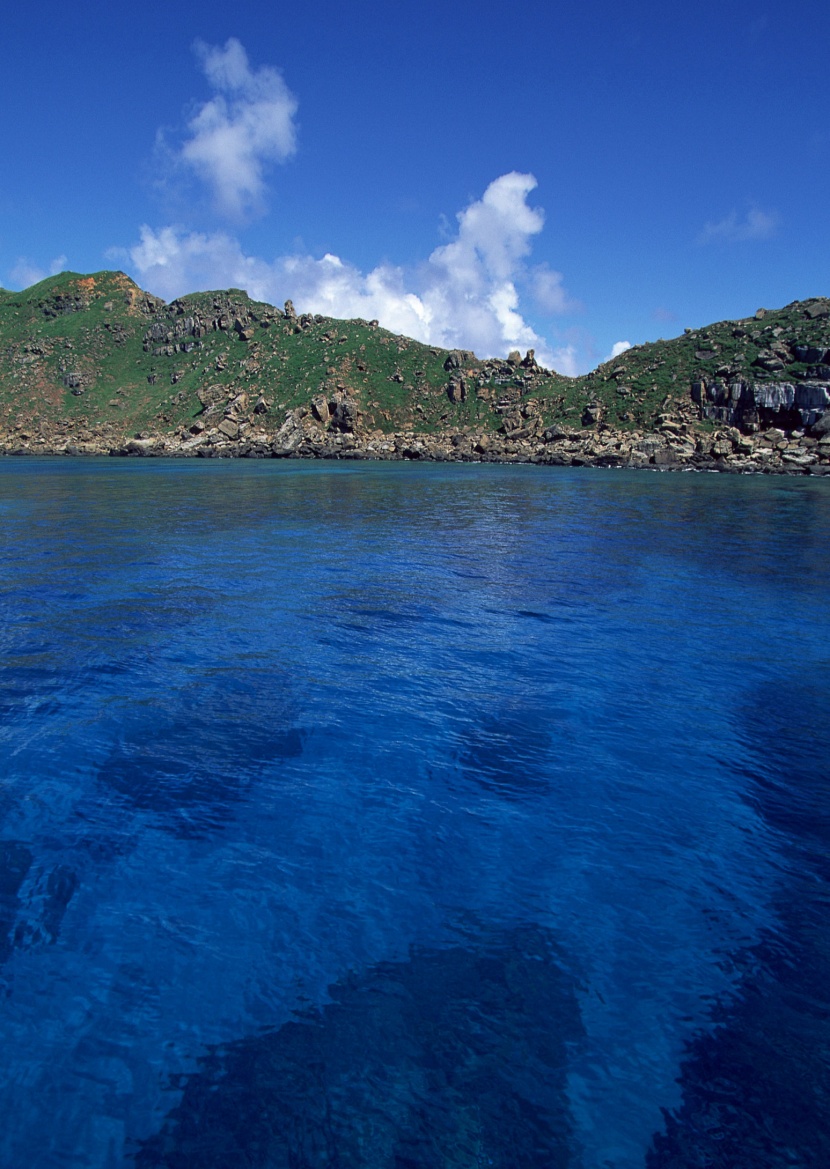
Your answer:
0;459;828;1168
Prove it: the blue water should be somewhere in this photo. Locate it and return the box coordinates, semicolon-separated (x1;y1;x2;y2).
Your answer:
0;459;828;1169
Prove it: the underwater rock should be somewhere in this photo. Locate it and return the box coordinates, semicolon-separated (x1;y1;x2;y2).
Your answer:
136;925;583;1168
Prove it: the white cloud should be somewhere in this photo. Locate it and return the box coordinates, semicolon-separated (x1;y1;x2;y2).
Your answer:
8;254;67;289
608;341;632;360
698;206;777;244
177;38;298;219
530;263;576;314
116;173;583;372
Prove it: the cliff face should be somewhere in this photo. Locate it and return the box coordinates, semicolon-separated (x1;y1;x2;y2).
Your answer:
0;272;828;473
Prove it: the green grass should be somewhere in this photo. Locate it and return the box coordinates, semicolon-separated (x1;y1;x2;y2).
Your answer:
0;272;827;443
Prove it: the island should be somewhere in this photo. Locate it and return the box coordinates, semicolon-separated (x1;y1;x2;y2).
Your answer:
1;271;828;474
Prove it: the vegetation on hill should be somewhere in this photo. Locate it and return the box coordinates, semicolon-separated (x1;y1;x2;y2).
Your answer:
0;270;828;454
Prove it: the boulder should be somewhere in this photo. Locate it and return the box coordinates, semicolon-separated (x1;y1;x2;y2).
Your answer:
793;346;829;364
124;438;157;456
225;392;249;417
329;398;359;433
447;378;466;403
581;404;601;426
311;396;330;423
197;384;227;411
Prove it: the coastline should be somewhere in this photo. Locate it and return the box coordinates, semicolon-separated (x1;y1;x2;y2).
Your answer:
2;420;829;475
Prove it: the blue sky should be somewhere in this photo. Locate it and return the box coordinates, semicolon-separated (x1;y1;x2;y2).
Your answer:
1;0;828;372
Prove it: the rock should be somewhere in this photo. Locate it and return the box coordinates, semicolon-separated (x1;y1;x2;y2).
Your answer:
311;396;330;423
253;397;269;415
329;398;359;433
581;405;601;426
805;301;830;320
217;418;239;439
447;378;466;403
781;451;816;468
225;392;248;417
507;350;521;365
197;384;227;411
753;354;786;372
793;346;829;364
283;300;297;321
124;438;157;456
443;351;462;371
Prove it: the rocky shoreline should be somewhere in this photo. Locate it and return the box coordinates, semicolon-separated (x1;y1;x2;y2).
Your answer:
2;413;829;475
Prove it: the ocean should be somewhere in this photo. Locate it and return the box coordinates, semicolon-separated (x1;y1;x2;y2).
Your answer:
0;458;828;1168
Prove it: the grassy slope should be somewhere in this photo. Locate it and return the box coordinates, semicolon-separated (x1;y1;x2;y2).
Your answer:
0;271;827;442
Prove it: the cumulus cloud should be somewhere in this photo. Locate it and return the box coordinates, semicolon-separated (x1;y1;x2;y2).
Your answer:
8;254;67;289
177;38;298;218
116;173;582;372
608;340;632;359
698;206;777;244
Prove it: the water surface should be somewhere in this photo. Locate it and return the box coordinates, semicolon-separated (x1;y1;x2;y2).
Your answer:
0;459;828;1168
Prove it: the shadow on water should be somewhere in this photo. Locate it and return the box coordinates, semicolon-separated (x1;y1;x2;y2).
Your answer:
96;669;306;839
0;841;78;965
648;677;830;1168
457;706;555;800
135;924;584;1169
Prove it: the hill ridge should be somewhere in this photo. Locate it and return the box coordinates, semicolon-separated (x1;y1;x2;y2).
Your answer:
1;271;828;473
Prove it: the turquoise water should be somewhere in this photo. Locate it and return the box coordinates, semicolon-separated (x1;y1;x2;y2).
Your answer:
0;459;828;1168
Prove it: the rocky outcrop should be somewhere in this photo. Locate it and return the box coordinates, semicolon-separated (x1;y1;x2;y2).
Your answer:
692;379;830;429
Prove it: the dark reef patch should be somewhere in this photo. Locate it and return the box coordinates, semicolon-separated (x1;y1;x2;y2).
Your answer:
97;670;305;838
457;707;555;800
136;924;583;1169
648;678;830;1168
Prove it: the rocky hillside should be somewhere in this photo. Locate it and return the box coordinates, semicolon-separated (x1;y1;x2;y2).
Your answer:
0;271;828;473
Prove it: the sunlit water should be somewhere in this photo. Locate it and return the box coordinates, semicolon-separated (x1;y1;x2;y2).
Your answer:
0;459;828;1168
